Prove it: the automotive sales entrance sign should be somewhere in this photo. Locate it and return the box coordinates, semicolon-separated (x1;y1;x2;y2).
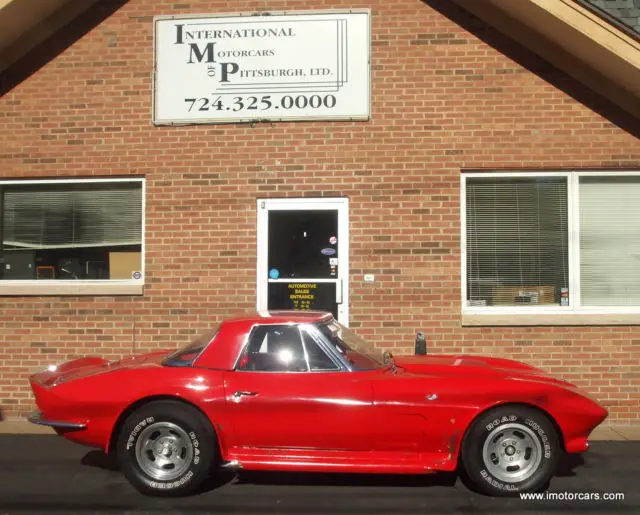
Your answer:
152;10;371;125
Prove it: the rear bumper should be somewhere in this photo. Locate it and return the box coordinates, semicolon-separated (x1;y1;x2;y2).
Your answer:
27;410;86;431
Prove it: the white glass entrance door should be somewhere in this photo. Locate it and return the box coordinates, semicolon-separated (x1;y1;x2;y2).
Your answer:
256;198;349;326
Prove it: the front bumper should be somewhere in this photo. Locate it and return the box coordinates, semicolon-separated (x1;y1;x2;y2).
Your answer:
27;410;86;430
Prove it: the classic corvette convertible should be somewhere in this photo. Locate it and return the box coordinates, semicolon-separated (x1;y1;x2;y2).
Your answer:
27;310;607;497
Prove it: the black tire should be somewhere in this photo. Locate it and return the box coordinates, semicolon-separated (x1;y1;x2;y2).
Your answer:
115;400;217;497
459;405;560;497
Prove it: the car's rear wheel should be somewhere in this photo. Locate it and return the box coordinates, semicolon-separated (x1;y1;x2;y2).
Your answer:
115;400;217;496
459;405;560;497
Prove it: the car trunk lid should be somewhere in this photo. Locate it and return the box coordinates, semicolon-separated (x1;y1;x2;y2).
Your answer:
30;350;170;387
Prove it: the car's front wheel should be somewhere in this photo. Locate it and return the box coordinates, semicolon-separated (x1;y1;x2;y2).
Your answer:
460;405;560;496
115;400;217;496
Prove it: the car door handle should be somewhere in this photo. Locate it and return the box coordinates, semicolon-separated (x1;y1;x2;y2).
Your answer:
233;391;259;398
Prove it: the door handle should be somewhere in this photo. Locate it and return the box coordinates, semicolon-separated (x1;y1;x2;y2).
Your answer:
233;391;258;398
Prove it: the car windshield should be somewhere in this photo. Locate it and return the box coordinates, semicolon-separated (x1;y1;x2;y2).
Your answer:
162;327;219;367
316;320;384;370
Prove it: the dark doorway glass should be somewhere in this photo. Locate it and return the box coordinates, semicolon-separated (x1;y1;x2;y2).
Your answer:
268;210;338;279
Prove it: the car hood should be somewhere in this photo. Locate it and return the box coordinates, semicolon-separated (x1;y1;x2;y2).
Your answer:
392;354;574;386
31;350;170;387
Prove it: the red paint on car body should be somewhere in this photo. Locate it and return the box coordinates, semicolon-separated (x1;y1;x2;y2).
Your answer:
27;310;607;474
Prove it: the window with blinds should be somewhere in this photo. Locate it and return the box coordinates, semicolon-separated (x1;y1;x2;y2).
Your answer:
0;179;143;281
465;176;569;307
579;176;640;306
464;172;640;312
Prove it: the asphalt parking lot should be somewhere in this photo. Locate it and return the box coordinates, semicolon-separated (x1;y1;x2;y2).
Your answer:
0;435;637;515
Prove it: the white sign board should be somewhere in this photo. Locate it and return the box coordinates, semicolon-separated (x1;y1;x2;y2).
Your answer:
152;10;371;125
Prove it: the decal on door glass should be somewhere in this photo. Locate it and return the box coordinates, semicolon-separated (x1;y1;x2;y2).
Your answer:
289;283;317;310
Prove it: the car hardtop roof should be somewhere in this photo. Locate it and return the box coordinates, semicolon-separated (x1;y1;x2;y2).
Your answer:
223;310;335;326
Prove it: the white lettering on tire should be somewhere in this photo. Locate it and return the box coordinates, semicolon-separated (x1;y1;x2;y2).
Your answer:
525;418;552;458
479;469;517;491
485;415;517;431
149;470;194;490
126;416;155;450
189;431;201;465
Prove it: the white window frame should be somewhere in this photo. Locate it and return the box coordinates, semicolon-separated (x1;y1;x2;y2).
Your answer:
0;177;145;296
461;170;640;320
256;197;350;326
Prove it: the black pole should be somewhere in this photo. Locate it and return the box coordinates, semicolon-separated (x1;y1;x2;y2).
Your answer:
415;332;427;355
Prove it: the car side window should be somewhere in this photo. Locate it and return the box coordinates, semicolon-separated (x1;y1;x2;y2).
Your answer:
236;325;309;372
301;328;341;372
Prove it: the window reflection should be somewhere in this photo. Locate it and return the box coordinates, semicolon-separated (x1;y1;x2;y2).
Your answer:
236;324;341;373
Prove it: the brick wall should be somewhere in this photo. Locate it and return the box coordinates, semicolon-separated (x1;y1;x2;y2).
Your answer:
1;0;639;423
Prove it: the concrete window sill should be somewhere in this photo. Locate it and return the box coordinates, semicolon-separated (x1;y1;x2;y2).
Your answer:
0;282;144;296
462;313;640;326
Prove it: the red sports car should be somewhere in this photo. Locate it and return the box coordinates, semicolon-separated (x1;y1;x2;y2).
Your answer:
27;310;607;497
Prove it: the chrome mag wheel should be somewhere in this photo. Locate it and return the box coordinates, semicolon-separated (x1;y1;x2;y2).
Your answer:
481;423;542;483
135;421;194;481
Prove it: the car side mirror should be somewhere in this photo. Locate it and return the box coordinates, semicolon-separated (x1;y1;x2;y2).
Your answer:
415;332;427;355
